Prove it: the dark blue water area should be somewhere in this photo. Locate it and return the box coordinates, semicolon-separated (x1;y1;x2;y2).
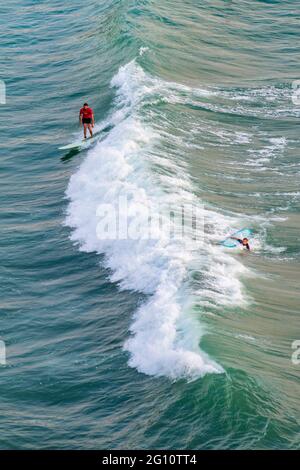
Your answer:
1;0;300;450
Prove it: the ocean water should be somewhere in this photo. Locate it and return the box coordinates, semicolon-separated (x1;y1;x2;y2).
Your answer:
1;0;299;449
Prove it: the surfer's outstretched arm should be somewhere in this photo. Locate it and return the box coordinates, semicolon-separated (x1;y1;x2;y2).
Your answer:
230;236;250;250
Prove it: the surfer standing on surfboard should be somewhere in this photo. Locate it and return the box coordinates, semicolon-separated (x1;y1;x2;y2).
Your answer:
79;103;95;139
230;237;250;250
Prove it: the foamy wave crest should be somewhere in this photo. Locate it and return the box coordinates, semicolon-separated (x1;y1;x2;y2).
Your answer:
65;60;248;379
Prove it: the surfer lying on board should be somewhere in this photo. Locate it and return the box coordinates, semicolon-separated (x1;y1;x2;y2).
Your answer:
230;237;250;251
79;103;95;139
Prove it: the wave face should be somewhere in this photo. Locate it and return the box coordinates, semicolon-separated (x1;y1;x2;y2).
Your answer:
66;60;250;379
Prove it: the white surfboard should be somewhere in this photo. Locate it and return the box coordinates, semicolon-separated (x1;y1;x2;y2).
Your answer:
59;135;97;151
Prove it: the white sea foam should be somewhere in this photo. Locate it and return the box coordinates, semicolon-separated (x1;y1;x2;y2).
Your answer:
139;46;149;56
65;61;249;380
166;83;300;119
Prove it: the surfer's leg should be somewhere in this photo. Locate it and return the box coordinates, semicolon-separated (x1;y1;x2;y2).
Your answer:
83;124;87;139
88;124;93;137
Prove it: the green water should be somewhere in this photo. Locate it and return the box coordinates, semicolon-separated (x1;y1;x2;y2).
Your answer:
0;0;299;449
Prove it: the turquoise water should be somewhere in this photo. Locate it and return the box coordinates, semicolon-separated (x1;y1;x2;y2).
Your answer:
1;0;300;449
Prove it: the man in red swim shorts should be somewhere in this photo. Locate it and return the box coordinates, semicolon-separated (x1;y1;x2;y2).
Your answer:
79;103;95;139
